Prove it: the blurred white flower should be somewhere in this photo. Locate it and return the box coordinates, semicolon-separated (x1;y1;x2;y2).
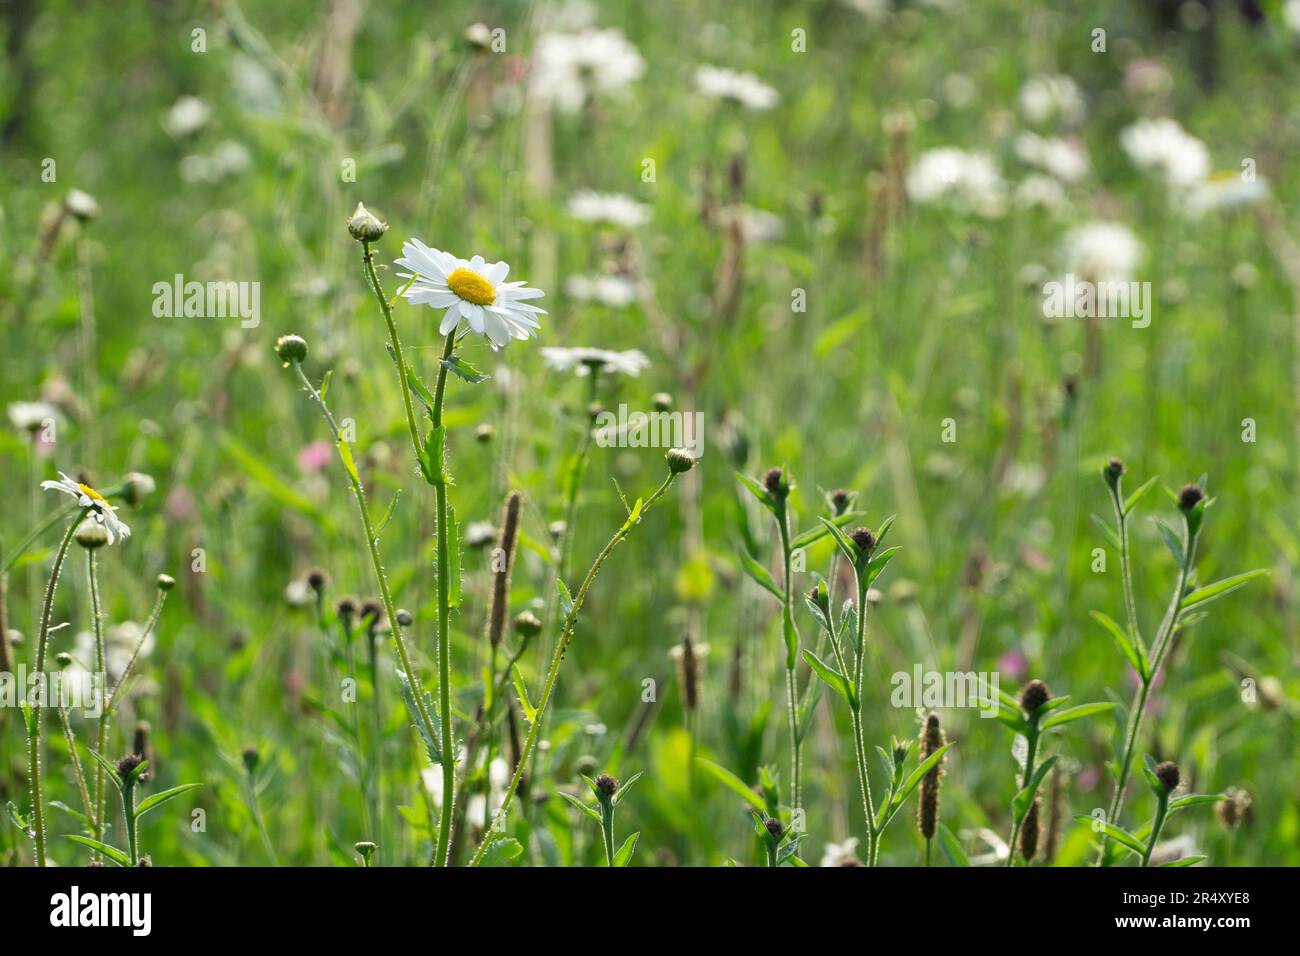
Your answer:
1149;834;1202;866
395;241;546;350
907;148;1006;217
1015;174;1067;210
8;401;59;433
1062;222;1145;282
163;96;210;137
41;472;131;544
1120;118;1210;188
540;347;650;376
566;190;651;228
179;141;251;183
695;65;779;111
1182;171;1270;218
1015;132;1088;183
820;836;861;866
1285;0;1300;34
565;274;641;307
531;29;645;114
718;205;785;243
1019;75;1085;125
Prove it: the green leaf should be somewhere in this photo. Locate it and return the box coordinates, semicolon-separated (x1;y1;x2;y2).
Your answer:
6;800;31;835
511;664;538;723
395;670;441;763
1074;816;1144;856
86;750;126;795
1090;610;1148;680
696;759;766;814
421;425;447;486
619;497;643;535
479;837;524;867
1154;518;1184;565
1013;756;1058;822
736;472;777;513
1159;855;1206;867
375;489;402;536
559;792;600;822
790;511;860;550
612;832;640;867
936;823;970;866
1089;514;1120;552
612;771;643;806
134;783;203;820
873;514;897;549
736;547;783;601
446;504;462;610
48;801;92;829
862;546;900;587
801;649;856;709
441;354;489;384
66;835;131;867
1123;475;1160;515
1179;569;1268;612
1040;701;1117;731
556;578;575;617
1168;793;1227;813
819;516;859;566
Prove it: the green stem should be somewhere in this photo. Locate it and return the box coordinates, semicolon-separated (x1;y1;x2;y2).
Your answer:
599;801;616;867
430;330;457;868
775;505;801;811
853;575;878;863
1141;794;1170;867
469;472;680;867
26;510;87;867
362;242;424;462
88;550;109;849
1006;722;1040;866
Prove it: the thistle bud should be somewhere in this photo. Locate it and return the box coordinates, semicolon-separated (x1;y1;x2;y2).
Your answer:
359;599;382;623
808;581;829;614
764;817;784;840
347;202;389;242
1019;679;1051;714
1103;457;1124;492
157;573;175;591
116;753;144;785
74;519;110;550
275;334;309;366
763;467;785;497
336;596;358;620
594;773;619;799
1155;761;1180;793
1178;484;1205;514
850;527;876;554
666;448;697;474
1215;787;1253;830
917;713;945;840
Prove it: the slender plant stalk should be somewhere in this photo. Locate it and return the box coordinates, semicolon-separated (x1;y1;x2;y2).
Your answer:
1005;720;1040;866
774;506;802;811
88;550;110;849
468;471;681;866
26;509;88;867
1140;792;1170;868
56;703;95;832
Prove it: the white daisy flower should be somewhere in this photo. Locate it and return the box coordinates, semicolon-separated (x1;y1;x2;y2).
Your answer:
1120;117;1210;188
820;837;862;867
1286;0;1300;35
907;147;1007;217
8;400;60;433
1014;132;1088;183
531;28;645;114
564;274;641;307
717;205;785;243
694;65;780;111
1182;170;1270;219
566;191;651;228
1019;75;1085;126
1062;222;1145;283
1015;174;1068;211
540;347;650;377
395;240;546;350
163;95;210;137
41;471;131;544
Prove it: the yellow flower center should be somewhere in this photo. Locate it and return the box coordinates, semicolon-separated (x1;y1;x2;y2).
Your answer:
78;483;107;504
447;267;496;306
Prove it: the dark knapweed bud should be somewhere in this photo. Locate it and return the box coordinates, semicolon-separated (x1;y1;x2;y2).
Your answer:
1178;484;1205;514
275;334;309;366
850;527;876;554
156;573;175;592
917;713;945;840
306;568;327;593
666;448;697;474
359;599;382;623
594;773;619;799
395;608;413;627
116;753;144;785
242;745;260;776
763;467;785;497
1155;761;1180;793
1103;458;1125;491
336;596;358;619
1215;787;1253;830
1019;679;1051;714
808;581;829;613
347;202;389;242
764;817;783;840
829;488;852;516
514;610;543;639
1018;799;1040;861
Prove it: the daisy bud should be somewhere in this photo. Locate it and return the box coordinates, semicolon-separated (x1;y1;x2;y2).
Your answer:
1155;761;1180;793
355;841;378;863
475;423;495;443
347;202;388;242
55;651;73;669
156;573;175;591
74;519;110;550
548;520;567;542
666;448;697;474
1178;483;1205;514
463;22;492;52
275;334;309;366
64;188;99;222
120;472;157;507
850;527;876;554
1019;679;1051;714
396;608;413;627
1103;458;1124;492
595;773;619;799
514;610;543;639
652;392;673;412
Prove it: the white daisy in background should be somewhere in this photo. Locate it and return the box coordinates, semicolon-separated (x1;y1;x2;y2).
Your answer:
395;240;546;350
565;274;641;307
1120;117;1210;188
1014;132;1088;183
8;400;60;434
820;836;862;866
530;28;645;114
1019;74;1085;125
717;205;786;243
1182;170;1270;219
1015;174;1067;211
694;65;780;111
566;190;651;228
1062;222;1145;282
41;471;131;544
540;346;650;377
1285;0;1300;35
163;95;211;137
907;147;1007;217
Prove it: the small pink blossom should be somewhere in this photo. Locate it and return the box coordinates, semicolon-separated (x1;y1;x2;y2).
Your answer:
297;440;332;472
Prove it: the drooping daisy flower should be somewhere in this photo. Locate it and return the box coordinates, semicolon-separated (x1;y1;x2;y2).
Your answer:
395;240;545;350
906;148;1007;217
694;65;780;111
565;274;641;307
41;471;131;544
1019;75;1085;126
566;191;651;228
820;837;862;867
540;346;650;377
530;28;645;114
1120;118;1210;188
1061;222;1145;282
